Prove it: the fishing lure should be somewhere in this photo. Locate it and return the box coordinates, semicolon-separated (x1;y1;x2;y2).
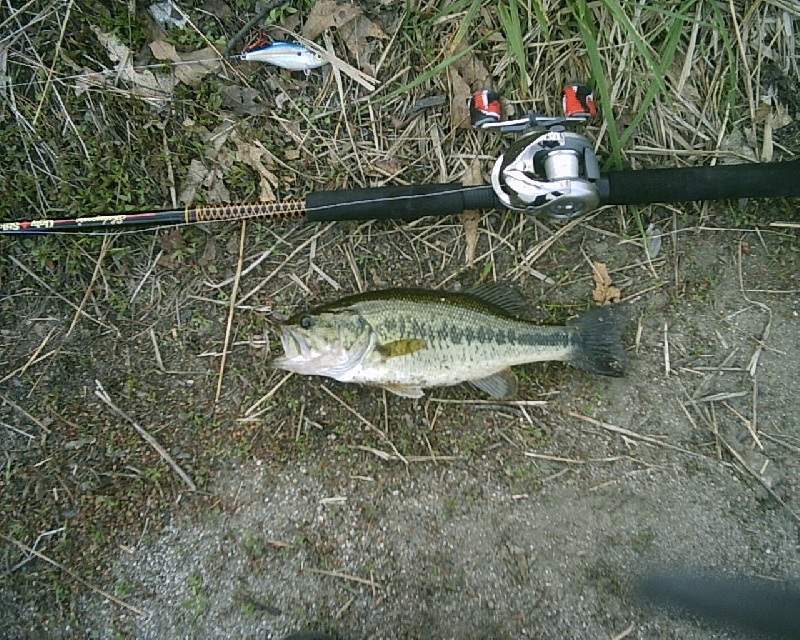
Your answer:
241;40;328;74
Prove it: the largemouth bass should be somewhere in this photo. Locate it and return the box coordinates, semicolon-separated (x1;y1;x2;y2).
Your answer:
273;286;626;399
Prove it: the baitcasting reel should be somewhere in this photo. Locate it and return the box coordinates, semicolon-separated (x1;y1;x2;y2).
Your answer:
471;86;601;219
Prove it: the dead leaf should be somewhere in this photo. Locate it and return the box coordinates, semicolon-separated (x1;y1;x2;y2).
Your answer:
91;26;175;100
158;227;187;269
177;159;209;204
449;67;472;129
149;40;180;61
339;13;387;42
234;138;279;202
460;159;483;266
451;43;492;89
592;261;621;306
177;160;230;205
174;47;222;86
200;235;217;266
149;1;188;29
338;14;388;75
645;223;663;259
202;0;231;19
221;85;265;116
302;1;362;40
149;40;221;87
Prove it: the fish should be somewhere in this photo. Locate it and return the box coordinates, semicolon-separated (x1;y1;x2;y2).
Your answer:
272;285;627;399
240;41;328;73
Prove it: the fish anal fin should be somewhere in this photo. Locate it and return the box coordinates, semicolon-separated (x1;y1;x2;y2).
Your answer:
376;338;426;359
470;368;518;399
382;383;425;399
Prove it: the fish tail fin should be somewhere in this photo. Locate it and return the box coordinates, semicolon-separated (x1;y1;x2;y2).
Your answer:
567;304;627;377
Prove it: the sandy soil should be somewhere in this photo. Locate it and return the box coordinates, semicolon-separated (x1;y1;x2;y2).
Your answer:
75;224;800;640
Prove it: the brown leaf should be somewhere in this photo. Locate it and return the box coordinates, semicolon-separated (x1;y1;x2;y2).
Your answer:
234;139;279;202
149;41;221;87
92;27;175;100
302;1;362;40
177;159;210;205
338;14;388;76
221;85;265;117
592;261;621;306
149;40;180;62
451;43;492;89
174;47;222;87
460;158;483;266
448;67;472;129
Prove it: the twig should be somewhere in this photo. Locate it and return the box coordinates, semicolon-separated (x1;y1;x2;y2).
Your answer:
695;391;748;403
130;248;164;304
353;444;462;463
0;533;148;616
0;420;34;440
8;256;117;333
224;0;291;56
318;385;408;465
64;235;110;342
0;325;57;385
611;623;636;640
569;412;704;458
242;371;294;419
32;0;74;126
716;434;800;524
94;380;196;491
0;395;51;434
216;221;247;404
305;567;382;589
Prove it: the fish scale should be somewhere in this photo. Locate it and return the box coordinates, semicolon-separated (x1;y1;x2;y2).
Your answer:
360;301;577;385
273;287;626;399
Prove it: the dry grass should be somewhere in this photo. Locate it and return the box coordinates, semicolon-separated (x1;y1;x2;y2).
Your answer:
1;0;798;636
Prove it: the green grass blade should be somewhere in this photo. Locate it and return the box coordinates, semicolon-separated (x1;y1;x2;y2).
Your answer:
497;0;531;97
530;0;551;41
376;35;490;104
451;0;485;48
618;2;688;150
568;0;624;169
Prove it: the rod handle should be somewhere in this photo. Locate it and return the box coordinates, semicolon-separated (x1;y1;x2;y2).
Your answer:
599;161;800;205
305;184;499;222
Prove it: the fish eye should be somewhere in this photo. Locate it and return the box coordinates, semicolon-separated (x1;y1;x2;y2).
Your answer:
299;316;314;329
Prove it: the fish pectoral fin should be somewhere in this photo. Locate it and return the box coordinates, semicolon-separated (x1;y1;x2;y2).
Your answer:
470;368;518;399
376;338;427;360
382;383;425;399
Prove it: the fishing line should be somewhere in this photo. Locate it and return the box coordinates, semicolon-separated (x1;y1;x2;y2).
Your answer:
1;56;244;92
0;186;494;235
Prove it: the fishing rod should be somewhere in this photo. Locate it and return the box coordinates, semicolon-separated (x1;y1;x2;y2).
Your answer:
2;86;798;235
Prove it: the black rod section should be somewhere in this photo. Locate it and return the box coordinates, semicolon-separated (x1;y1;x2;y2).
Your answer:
598;160;800;205
305;183;499;222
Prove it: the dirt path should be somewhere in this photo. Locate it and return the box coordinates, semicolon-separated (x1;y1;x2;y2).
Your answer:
78;227;800;639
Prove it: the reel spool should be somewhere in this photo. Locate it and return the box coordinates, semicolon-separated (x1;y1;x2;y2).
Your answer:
471;84;601;219
490;130;600;219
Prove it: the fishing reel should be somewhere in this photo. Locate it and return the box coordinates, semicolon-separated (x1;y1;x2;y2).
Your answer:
471;86;601;219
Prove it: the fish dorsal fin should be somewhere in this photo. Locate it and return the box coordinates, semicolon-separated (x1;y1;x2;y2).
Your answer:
466;283;530;318
376;338;427;359
382;383;425;398
470;368;518;399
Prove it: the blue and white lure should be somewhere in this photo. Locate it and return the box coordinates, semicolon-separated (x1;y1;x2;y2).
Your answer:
241;41;328;75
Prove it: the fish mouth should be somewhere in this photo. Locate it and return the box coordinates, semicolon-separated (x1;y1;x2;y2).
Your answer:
272;326;310;369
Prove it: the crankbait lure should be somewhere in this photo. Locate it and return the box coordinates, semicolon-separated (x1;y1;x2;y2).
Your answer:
241;40;328;74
